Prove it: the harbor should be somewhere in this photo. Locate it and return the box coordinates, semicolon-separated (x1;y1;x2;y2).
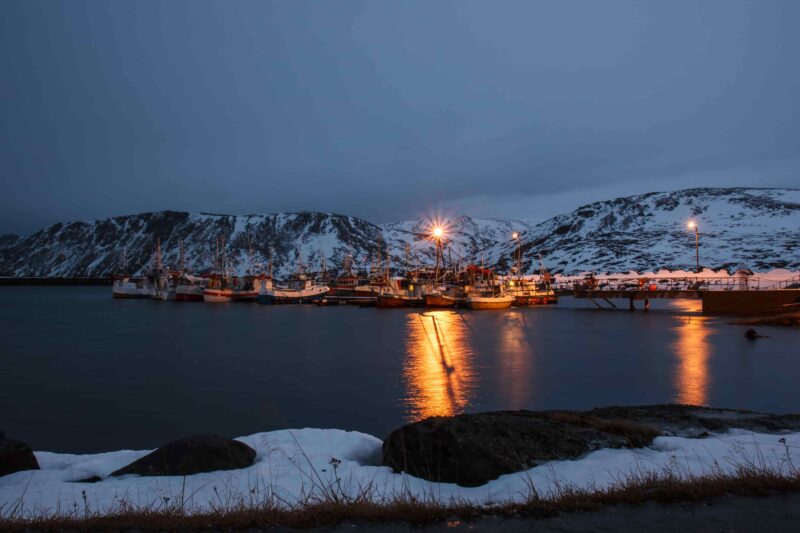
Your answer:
108;223;800;315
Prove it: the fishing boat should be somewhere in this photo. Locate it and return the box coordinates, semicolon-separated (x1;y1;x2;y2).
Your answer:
376;291;424;308
147;239;177;300
423;292;461;308
257;277;329;304
203;274;234;302
111;247;150;298
505;253;557;305
204;274;261;303
505;280;558;305
422;283;466;308
465;292;515;310
175;274;208;302
111;275;150;299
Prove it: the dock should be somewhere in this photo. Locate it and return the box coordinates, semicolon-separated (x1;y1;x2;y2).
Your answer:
565;275;800;314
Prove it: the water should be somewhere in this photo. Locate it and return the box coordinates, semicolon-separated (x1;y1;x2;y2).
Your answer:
1;286;797;453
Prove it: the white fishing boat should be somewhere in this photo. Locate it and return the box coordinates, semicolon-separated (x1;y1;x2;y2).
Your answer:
176;274;208;302
111;275;150;299
257;277;329;304
465;292;515;310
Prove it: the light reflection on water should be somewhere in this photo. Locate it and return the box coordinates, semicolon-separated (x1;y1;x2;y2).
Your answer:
670;299;713;405
497;311;534;409
403;310;476;420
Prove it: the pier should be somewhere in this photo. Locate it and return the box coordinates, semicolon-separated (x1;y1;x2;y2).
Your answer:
564;275;800;314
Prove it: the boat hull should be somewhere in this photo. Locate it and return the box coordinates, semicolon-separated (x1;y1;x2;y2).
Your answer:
176;292;204;302
257;286;329;304
514;295;558;305
112;280;150;299
423;294;459;308
466;295;515;310
377;294;424;308
176;286;205;302
203;289;234;303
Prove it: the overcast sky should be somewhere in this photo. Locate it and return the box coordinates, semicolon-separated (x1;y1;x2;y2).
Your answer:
1;0;798;234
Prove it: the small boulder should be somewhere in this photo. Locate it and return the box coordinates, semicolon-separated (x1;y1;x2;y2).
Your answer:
111;435;256;477
0;434;40;477
745;328;760;339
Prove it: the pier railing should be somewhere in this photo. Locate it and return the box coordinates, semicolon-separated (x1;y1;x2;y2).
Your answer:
557;276;800;294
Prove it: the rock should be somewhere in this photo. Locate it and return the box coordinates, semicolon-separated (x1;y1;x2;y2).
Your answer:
382;410;658;487
745;328;760;339
383;405;800;486
0;435;40;477
111;435;256;477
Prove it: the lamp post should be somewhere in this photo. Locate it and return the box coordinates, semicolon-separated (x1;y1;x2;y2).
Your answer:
512;232;520;281
432;226;444;283
688;221;699;273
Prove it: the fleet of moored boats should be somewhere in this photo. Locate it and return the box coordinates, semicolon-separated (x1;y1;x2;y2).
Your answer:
112;231;557;310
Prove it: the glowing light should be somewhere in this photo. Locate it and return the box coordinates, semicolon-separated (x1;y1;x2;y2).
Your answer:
687;221;696;229
512;232;519;239
433;227;443;238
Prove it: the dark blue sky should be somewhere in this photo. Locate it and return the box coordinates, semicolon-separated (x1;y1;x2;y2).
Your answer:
1;0;798;234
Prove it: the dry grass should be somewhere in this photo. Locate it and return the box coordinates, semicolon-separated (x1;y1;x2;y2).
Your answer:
3;462;800;531
544;411;660;447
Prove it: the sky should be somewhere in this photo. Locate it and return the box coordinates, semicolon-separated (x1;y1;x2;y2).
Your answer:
1;0;799;234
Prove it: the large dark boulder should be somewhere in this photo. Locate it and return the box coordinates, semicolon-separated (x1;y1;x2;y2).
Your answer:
382;405;800;487
111;435;256;477
382;410;658;487
0;433;40;477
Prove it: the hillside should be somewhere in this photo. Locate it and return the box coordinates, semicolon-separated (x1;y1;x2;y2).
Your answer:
0;188;797;277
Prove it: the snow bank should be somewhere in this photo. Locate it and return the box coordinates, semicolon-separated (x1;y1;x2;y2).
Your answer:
2;428;800;517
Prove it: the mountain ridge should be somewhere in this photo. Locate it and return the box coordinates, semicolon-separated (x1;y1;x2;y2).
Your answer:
1;187;797;277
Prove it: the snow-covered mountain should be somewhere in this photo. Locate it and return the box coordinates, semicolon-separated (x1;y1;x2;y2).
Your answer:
0;188;797;277
488;187;800;274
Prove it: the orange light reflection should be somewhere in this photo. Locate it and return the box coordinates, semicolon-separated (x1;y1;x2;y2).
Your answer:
672;314;712;406
403;311;475;421
498;311;533;408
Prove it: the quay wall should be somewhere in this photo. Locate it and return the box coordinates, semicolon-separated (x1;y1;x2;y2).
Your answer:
701;290;800;315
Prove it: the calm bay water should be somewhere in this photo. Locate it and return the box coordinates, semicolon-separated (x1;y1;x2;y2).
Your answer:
1;286;798;453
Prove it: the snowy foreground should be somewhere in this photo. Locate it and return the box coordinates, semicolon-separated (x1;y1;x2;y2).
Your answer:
2;428;800;517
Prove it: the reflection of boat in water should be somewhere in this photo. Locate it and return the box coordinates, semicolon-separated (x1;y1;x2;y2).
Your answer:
257;277;329;304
